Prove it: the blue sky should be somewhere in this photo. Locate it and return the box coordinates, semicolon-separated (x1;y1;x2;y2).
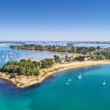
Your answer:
0;0;110;41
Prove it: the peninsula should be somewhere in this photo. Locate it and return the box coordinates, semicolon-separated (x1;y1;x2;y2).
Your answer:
0;45;110;88
0;60;110;89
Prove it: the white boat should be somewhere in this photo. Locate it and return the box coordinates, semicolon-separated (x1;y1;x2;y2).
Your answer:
68;79;72;82
78;74;82;79
12;58;15;61
10;52;13;55
66;82;70;85
13;55;16;58
58;75;61;78
5;58;9;62
2;55;4;59
10;55;13;58
102;81;106;86
6;55;8;59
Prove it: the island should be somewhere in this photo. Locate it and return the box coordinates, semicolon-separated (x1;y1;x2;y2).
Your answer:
0;45;110;88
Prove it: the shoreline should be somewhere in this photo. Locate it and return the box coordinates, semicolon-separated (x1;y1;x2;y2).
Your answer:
10;47;84;56
0;60;110;89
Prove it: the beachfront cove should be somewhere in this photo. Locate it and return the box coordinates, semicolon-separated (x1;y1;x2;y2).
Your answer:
0;43;110;110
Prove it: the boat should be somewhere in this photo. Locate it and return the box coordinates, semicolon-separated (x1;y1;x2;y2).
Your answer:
12;58;15;61
58;75;61;78
13;55;16;58
66;82;70;85
10;52;13;55
78;74;82;79
102;81;106;86
5;57;9;62
6;55;8;58
68;79;72;82
2;55;4;59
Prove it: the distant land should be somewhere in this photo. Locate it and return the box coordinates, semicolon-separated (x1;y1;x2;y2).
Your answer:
1;41;110;46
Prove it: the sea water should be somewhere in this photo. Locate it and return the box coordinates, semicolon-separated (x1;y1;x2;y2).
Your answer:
0;65;110;110
0;43;110;110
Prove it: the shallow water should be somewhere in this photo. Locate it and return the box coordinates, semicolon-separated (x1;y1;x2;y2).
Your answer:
0;42;110;66
0;43;66;66
0;65;110;110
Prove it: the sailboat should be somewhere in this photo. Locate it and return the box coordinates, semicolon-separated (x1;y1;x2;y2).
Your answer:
5;57;9;62
66;82;70;85
2;55;5;59
5;55;9;62
68;79;72;82
10;52;13;55
58;75;61;78
78;74;82;79
102;81;106;86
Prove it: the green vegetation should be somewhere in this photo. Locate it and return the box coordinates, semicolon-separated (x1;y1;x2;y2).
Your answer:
41;58;54;68
0;60;40;76
10;44;100;55
0;54;87;77
54;55;61;63
10;44;110;61
89;51;110;60
74;56;85;61
0;56;58;76
1;44;110;77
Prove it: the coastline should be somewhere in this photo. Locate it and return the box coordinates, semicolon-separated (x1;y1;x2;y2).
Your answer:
10;47;84;56
0;60;110;89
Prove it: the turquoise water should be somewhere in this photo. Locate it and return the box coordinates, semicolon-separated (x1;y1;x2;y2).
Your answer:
0;65;110;110
0;42;110;110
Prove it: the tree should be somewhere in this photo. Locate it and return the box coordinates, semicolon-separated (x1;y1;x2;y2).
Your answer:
54;55;61;63
65;55;69;62
74;56;85;61
41;58;54;68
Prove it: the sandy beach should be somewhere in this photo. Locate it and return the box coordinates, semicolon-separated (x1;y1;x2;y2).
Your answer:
0;60;110;89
